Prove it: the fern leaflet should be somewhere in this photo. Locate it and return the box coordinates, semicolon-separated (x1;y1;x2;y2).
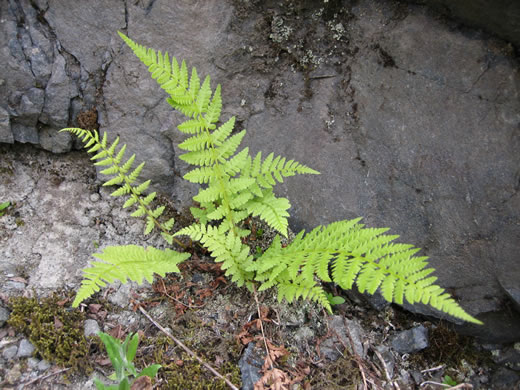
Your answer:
72;245;190;307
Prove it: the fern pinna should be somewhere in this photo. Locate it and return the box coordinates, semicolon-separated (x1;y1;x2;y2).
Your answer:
62;32;481;325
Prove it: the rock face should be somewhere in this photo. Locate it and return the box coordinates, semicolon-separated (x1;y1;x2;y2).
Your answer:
1;0;519;342
414;0;520;48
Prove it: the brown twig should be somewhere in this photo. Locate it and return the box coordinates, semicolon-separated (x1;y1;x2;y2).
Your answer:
252;283;273;370
138;306;239;390
20;367;70;389
159;279;205;309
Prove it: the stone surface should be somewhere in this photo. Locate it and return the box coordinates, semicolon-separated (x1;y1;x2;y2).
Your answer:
414;0;520;48
1;0;519;343
0;106;13;143
84;319;101;338
238;342;263;390
2;345;18;360
321;315;366;360
17;339;35;358
391;325;429;354
0;306;10;328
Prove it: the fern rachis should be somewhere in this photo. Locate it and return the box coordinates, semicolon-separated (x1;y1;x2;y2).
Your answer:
62;32;482;325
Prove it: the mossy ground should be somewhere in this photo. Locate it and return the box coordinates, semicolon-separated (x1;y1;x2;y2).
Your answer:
7;292;92;373
3;218;498;389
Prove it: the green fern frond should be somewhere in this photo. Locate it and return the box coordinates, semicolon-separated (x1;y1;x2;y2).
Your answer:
60;128;180;243
114;34;480;326
175;224;253;286
244;189;291;237
252;219;482;324
72;245;190;307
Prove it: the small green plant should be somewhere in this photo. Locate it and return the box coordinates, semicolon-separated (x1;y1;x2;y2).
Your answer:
95;332;161;390
61;32;482;325
0;201;11;216
442;375;458;386
325;293;346;306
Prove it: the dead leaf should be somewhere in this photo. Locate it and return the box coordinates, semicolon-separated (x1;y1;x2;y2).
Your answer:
130;375;152;390
89;303;103;313
54;316;64;330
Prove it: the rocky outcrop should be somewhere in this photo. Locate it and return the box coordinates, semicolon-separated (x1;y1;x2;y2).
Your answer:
1;0;519;342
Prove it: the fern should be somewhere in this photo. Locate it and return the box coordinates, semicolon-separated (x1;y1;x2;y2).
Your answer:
247;219;481;323
118;31;318;239
72;245;190;307
60;128;179;245
62;33;482;325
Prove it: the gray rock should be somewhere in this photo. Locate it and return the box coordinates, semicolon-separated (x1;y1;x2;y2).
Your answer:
321;315;366;361
0;106;13;143
41;54;78;129
0;306;10;327
37;359;52;371
17;88;45;127
27;357;41;369
491;367;520;390
17;338;36;358
12;123;40;144
417;0;520;48
391;325;429;354
239;343;264;390
84;319;101;338
39;124;73;153
2;345;18;360
1;0;519;343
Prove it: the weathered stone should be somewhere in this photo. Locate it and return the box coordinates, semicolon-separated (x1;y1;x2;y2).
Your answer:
41;54;78;128
321;315;366;360
238;342;263;390
17;88;45;126
0;106;13;143
2;345;18;360
84;319;101;338
391;325;429;354
415;0;520;48
17;338;36;358
37;359;52;371
1;0;519;343
39;125;72;153
0;306;9;328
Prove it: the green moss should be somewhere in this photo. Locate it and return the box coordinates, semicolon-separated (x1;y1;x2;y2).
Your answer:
8;293;91;372
160;355;241;390
308;354;360;389
139;313;242;389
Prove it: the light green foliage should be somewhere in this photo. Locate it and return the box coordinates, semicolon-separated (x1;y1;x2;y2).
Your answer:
72;245;189;307
118;31;318;240
59;128;176;244
247;219;480;323
0;201;11;216
62;32;482;325
442;375;458;386
326;293;346;306
95;332;161;390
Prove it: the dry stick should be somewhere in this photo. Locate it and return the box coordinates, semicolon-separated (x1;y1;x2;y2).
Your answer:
420;381;473;389
373;348;395;389
252;283;273;370
20;367;70;389
138;306;239;390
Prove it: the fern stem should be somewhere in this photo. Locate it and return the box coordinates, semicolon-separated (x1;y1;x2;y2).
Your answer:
252;283;273;370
